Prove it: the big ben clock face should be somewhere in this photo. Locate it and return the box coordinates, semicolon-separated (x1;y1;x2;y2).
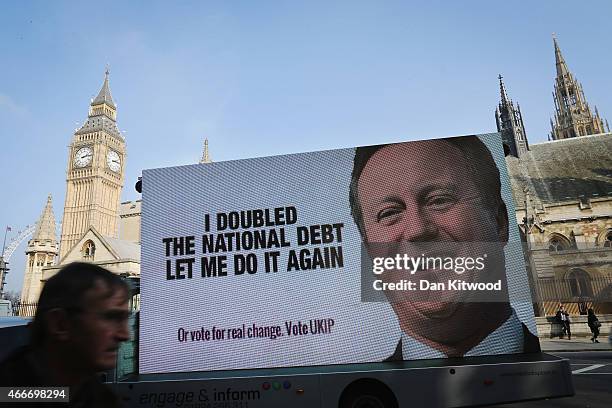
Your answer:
73;146;93;168
106;150;121;172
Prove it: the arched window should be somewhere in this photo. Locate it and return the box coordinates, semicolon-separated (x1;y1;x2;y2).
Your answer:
82;240;96;260
549;238;563;252
567;268;593;298
604;231;612;248
548;234;571;253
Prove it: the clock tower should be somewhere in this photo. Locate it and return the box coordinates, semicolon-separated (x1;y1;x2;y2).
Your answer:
59;70;126;260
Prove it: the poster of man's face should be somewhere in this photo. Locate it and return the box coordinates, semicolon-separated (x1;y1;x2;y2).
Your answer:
140;133;538;374
351;137;538;358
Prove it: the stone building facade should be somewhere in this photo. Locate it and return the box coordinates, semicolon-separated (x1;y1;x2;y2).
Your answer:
500;38;612;317
119;200;142;244
506;134;612;315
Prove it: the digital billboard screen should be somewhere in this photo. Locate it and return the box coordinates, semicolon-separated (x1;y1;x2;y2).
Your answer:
139;133;539;374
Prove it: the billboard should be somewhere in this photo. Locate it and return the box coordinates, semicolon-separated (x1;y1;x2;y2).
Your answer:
139;133;539;374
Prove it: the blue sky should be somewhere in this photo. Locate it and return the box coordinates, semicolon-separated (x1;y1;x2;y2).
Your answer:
1;1;611;294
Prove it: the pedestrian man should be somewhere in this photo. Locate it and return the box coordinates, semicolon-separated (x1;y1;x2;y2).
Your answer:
556;305;571;340
0;262;130;407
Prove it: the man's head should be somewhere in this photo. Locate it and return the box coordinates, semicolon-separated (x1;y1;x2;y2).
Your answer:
350;136;508;242
349;136;511;348
32;262;130;372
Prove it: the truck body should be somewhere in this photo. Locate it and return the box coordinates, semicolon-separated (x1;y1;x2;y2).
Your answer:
111;351;572;408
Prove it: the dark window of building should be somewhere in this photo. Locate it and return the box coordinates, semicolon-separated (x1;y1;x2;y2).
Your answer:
604;231;612;248
82;240;96;261
549;237;567;252
567;269;593;298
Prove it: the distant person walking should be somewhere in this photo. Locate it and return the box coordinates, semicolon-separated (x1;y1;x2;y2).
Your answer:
587;308;600;343
555;305;571;340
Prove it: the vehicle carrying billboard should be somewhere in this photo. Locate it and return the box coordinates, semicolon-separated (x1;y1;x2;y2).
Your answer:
139;133;539;374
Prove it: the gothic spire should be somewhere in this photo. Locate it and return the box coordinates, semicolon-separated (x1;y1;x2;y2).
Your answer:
32;194;57;242
200;138;212;164
495;75;529;158
78;68;120;136
552;33;569;77
549;35;606;140
22;194;59;304
92;68;116;108
498;74;509;104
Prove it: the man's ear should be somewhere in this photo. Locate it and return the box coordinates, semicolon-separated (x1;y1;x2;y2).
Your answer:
496;202;509;244
44;308;72;342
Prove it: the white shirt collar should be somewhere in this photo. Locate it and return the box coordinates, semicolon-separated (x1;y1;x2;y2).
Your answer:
400;309;524;359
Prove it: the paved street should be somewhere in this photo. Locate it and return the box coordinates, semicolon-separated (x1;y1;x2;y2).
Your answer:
540;337;611;353
498;349;612;408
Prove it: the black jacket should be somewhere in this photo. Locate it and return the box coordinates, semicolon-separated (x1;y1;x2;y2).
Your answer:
587;314;600;330
0;346;123;408
385;323;541;362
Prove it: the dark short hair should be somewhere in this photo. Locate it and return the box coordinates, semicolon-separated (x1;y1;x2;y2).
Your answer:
349;136;506;239
31;262;129;345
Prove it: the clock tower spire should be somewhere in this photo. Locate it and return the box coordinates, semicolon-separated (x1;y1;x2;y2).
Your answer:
58;70;126;260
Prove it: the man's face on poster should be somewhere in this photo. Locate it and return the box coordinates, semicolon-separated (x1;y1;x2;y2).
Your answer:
356;140;509;339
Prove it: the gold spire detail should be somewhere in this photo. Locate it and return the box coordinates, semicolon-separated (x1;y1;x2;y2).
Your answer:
200;138;212;164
